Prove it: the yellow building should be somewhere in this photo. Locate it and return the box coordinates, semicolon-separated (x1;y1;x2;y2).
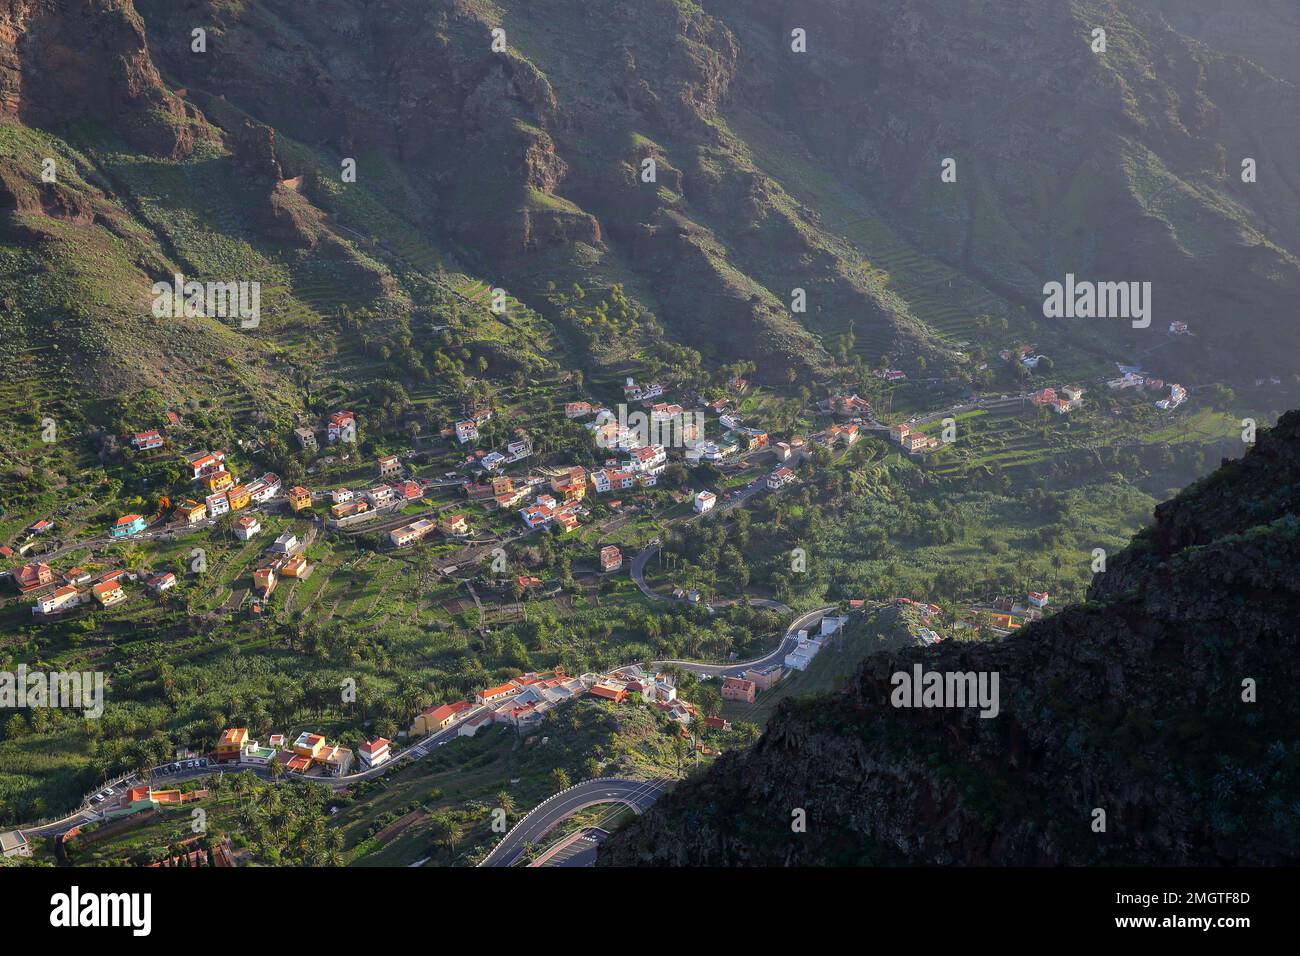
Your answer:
226;485;251;511
287;486;313;512
203;470;234;493
216;727;249;763
292;732;327;761
439;514;469;536
178;499;207;524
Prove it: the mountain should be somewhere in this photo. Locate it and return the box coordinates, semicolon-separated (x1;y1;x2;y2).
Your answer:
600;410;1300;866
3;0;1300;422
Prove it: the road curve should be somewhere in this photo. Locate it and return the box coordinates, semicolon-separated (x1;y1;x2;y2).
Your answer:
650;604;836;678
479;777;669;867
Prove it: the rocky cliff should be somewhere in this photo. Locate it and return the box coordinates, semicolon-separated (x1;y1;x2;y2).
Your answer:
601;412;1300;866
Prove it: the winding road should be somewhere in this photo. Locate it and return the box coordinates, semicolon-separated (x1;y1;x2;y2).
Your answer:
478;777;670;867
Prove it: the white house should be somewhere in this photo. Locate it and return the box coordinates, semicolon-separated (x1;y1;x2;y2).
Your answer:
507;438;532;461
627;445;666;473
33;586;83;616
520;504;554;529
767;467;795;490
233;515;262;541
455;420;479;443
205;492;230;517
331;488;353;504
480;451;507;471
358;737;391;769
269;532;299;555
367;485;396;506
694;490;716;514
820;615;848;636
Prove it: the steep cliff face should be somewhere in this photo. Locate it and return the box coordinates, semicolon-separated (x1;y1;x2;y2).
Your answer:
6;0;1300;385
702;0;1300;377
0;0;200;158
602;412;1300;866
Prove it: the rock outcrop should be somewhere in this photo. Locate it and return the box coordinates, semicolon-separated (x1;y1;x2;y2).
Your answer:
0;0;201;159
602;411;1300;866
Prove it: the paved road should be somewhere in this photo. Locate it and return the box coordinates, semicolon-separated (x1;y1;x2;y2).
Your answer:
23;705;488;838
650;604;835;678
532;827;607;867
479;777;669;867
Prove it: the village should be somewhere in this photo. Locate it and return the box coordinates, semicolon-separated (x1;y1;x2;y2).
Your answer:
4;350;1144;628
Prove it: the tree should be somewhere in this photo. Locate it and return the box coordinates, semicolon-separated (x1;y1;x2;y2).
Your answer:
496;790;515;818
428;809;463;856
550;767;571;792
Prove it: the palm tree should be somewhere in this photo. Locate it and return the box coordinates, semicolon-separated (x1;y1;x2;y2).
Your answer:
496;791;515;819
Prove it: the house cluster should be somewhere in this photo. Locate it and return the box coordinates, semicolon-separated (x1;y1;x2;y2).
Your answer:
520;492;583;533
622;377;665;403
324;477;424;528
590;666;702;727
889;423;939;454
785;615;847;671
821;422;860;448
247;530;312;599
959;592;1050;636
389;512;469;548
181;446;283;521
591;443;666;493
1000;344;1048;369
1156;383;1187;410
216;727;367;776
24;565;144;616
452;407;494;444
1030;385;1086;414
894;598;944;644
821;393;872;418
408;668;588;737
97;784;206;821
1105;366;1187;410
293;410;356;451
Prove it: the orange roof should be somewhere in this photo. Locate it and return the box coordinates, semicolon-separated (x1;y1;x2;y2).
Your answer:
359;738;390;756
480;682;517;699
218;728;248;747
424;701;471;723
